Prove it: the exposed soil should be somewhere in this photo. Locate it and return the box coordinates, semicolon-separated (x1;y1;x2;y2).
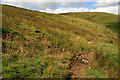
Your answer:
71;51;94;78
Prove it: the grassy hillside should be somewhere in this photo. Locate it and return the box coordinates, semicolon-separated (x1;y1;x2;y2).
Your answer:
61;12;119;32
2;5;118;78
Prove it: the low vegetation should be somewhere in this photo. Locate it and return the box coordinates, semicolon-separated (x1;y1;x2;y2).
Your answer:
2;5;119;78
61;12;119;32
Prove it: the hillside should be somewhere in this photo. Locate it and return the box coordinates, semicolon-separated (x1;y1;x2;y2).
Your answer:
61;12;119;32
2;5;118;78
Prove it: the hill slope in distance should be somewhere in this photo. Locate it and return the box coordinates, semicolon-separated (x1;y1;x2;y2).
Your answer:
61;12;120;32
2;5;119;78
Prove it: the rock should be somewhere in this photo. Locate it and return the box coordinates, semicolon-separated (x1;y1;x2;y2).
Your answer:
81;58;88;65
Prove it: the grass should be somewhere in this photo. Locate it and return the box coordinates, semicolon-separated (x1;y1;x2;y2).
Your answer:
2;4;119;78
106;22;120;32
84;69;105;78
61;12;119;32
91;44;118;78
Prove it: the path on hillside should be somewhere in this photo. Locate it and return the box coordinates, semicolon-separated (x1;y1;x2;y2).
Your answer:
87;13;98;21
70;51;94;78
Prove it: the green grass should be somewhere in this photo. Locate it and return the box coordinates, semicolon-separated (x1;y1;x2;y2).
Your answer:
2;5;118;78
84;69;105;78
92;43;118;78
106;22;120;32
61;12;119;32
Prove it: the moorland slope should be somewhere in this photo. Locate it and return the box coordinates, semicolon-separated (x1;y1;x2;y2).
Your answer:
2;5;118;78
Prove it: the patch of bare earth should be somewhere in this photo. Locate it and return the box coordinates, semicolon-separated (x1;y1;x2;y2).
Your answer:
71;51;94;78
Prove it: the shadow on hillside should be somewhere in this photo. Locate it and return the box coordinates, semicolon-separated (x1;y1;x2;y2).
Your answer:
105;22;120;33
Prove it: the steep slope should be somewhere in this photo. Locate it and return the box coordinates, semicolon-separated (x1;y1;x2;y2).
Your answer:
61;12;119;32
2;5;118;78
